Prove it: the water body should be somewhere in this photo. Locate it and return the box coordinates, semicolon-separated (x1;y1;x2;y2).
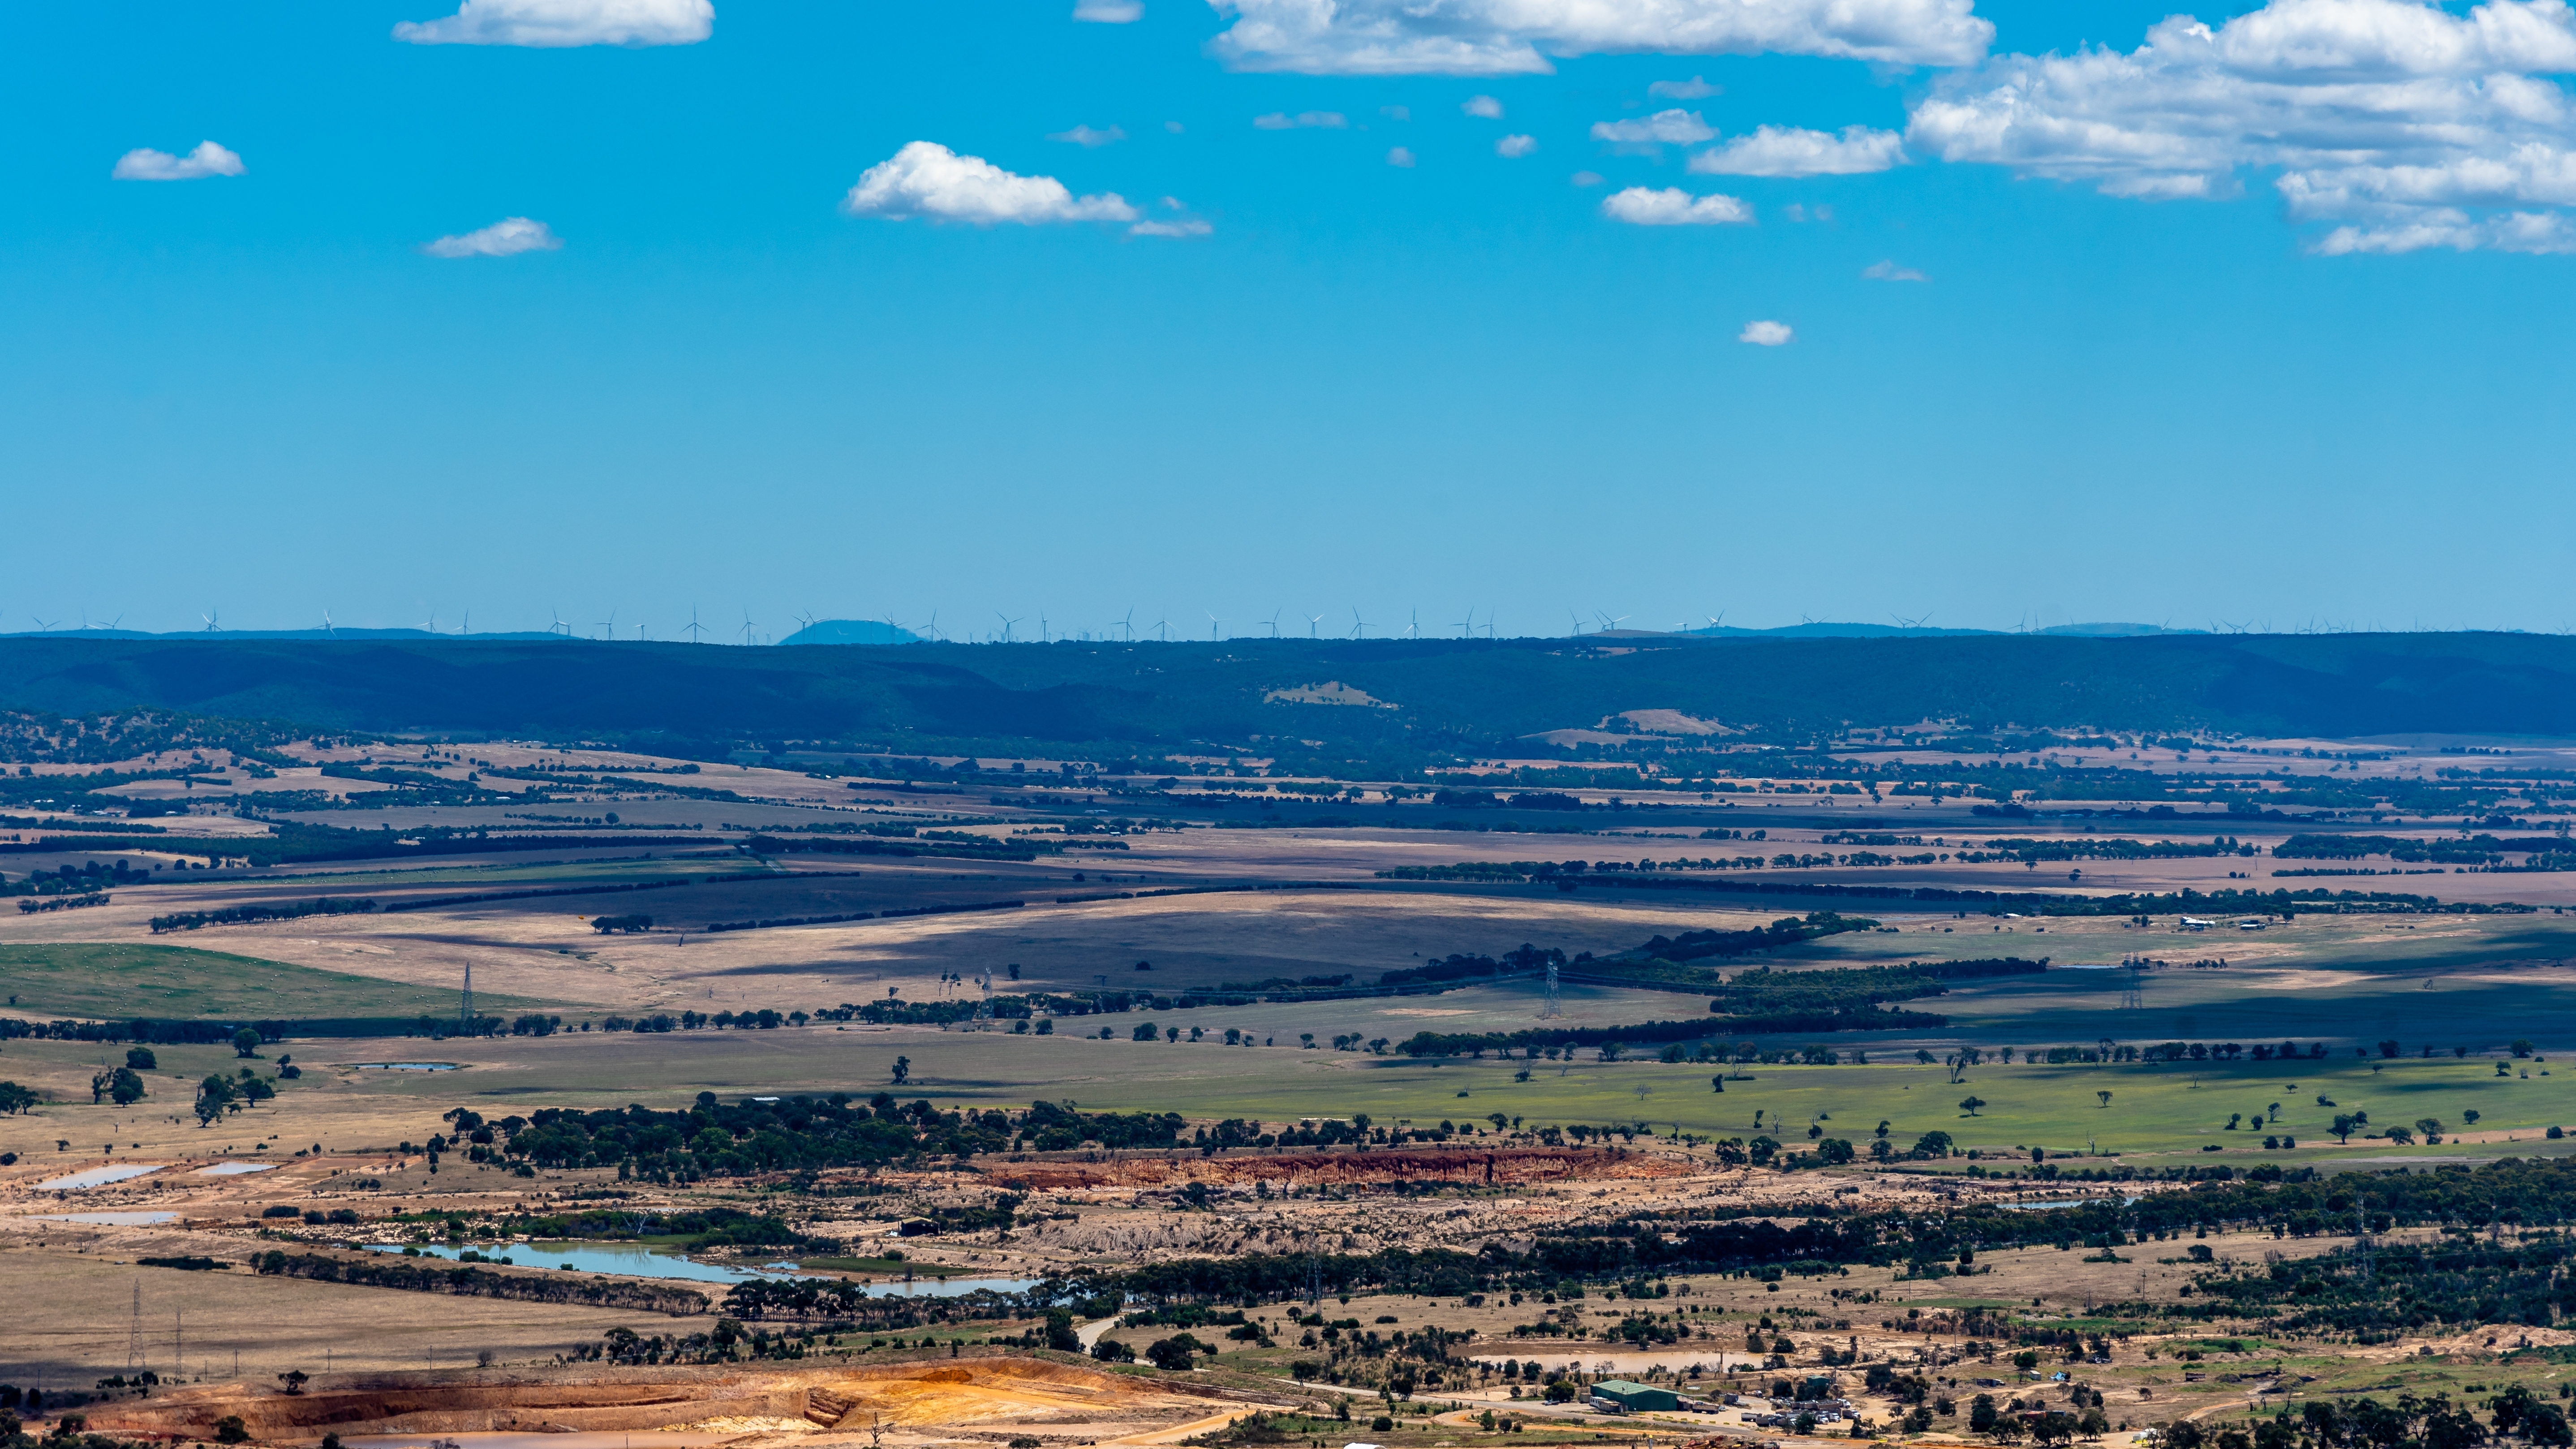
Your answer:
35;1164;165;1190
36;1211;179;1225
370;1242;1037;1296
195;1162;277;1176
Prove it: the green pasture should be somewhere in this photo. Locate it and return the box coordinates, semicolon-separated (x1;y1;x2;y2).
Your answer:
0;942;571;1021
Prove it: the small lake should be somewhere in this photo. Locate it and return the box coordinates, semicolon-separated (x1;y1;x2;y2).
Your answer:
36;1164;165;1191
371;1242;1036;1295
195;1162;277;1176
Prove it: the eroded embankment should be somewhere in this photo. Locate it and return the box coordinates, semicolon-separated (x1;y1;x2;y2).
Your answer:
85;1355;1232;1441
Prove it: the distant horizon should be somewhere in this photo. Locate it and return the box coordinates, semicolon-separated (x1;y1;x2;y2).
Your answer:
0;617;2558;646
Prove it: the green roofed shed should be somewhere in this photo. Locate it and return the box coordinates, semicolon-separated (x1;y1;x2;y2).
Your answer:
1589;1381;1678;1413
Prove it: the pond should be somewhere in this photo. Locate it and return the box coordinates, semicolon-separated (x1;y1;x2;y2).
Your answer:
370;1242;1038;1295
35;1164;165;1190
195;1162;277;1176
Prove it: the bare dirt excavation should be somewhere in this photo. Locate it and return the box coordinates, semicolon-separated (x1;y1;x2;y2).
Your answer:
89;1354;1268;1446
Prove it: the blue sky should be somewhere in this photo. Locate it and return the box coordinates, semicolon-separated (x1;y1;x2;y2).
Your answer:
6;0;2575;642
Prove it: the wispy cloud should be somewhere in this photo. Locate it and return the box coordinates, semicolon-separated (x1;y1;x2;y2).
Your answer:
393;0;710;47
1387;146;1418;167
1253;111;1349;129
1496;134;1538;157
1073;0;1144;19
1690;125;1904;176
1207;0;1993;73
1590;109;1716;146
1462;95;1505;118
1570;170;1606;186
112;141;244;181
1649;75;1718;99
1600;187;1752;224
1049;124;1128;147
842;142;1137;224
422;216;561;258
1863;258;1928;281
1738;320;1793;345
1130;217;1213;236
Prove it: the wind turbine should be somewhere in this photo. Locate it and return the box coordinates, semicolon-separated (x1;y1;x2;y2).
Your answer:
547;608;573;638
595;607;617;641
1304;612;1323;640
1150;617;1171;642
1455;609;1475;638
1597;611;1630;633
996;613;1022;643
1116;609;1135;642
32;616;60;633
1265;608;1282;639
1038;613;1049;643
739;608;759;646
1205;611;1222;641
319;610;336;639
459;611;470;636
1403;608;1419;640
1568;610;1585;637
200;608;221;633
681;606;707;644
1349;607;1369;640
1705;611;1726;633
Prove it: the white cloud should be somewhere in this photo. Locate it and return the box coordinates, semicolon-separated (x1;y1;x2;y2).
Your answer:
1253;110;1349;129
1781;202;1836;221
1690;124;1905;176
1739;319;1794;344
393;0;710;46
1908;0;2576;253
1165;120;1187;133
1130;217;1213;236
1074;0;1144;20
112;141;244;181
422;216;561;258
1049;124;1128;147
1591;109;1717;146
1206;0;1992;73
1863;258;1929;279
1496;133;1539;157
1387;146;1419;166
1601;186;1754;224
1462;95;1505;118
1382;104;1411;120
841;142;1137;225
1571;169;1606;185
1650;75;1719;98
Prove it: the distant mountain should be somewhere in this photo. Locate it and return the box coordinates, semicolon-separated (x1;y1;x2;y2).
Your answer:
0;632;2569;755
780;619;925;647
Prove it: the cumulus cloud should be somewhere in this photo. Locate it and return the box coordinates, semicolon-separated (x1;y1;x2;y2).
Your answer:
393;0;710;46
1205;0;1991;73
1387;146;1419;166
1074;0;1144;19
1650;75;1719;98
1863;258;1929;279
1497;133;1539;156
422;217;561;258
1739;319;1794;344
1591;109;1717;145
1130;217;1213;236
1690;124;1905;176
1049;124;1128;147
1253;110;1349;129
1909;0;2576;253
1462;95;1505;118
1601;186;1754;224
112;141;244;181
841;142;1137;224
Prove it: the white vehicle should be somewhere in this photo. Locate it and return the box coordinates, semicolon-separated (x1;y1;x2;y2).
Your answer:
2180;916;2214;931
2237;918;2267;929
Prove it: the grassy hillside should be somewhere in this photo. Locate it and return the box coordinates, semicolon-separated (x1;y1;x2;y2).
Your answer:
0;632;2570;758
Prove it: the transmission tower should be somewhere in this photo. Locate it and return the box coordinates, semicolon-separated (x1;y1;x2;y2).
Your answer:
971;971;993;1031
1537;959;1561;1020
128;1280;143;1371
2119;961;2145;1011
460;961;473;1025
